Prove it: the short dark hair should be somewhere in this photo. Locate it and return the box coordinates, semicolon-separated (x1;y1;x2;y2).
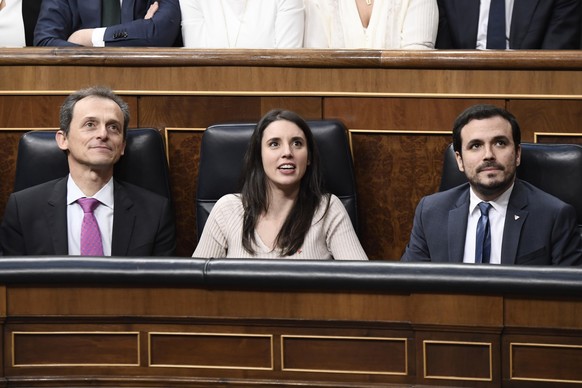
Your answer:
59;86;130;138
240;109;328;256
452;104;521;154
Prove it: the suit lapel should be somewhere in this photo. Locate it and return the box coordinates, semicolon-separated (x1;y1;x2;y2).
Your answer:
501;181;528;264
448;189;470;262
46;178;69;255
454;1;481;48
121;0;137;22
510;0;540;48
84;2;101;27
111;181;136;256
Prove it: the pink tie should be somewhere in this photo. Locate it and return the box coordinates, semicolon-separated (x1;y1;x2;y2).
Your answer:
77;198;104;256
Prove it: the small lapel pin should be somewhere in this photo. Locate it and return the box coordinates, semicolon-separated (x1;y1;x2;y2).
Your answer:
514;215;520;220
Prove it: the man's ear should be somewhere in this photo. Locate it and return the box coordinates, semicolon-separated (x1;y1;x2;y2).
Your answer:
55;130;68;151
455;151;465;172
515;144;521;167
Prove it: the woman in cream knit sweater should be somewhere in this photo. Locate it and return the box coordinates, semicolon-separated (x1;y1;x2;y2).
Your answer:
193;110;368;260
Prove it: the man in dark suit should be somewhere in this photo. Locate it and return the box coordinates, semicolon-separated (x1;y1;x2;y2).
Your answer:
436;0;581;49
401;104;582;265
0;86;176;256
21;0;41;46
34;0;181;47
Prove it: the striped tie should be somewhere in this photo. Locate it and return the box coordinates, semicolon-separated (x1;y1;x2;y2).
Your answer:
475;202;492;263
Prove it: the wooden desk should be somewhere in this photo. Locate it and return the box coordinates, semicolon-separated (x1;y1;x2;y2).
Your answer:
1;49;582;258
0;258;581;387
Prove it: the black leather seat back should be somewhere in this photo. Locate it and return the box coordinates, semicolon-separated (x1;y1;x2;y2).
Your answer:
196;120;358;239
439;143;582;225
14;128;171;200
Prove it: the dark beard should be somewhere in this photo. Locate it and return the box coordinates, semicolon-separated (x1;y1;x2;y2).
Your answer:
471;173;515;199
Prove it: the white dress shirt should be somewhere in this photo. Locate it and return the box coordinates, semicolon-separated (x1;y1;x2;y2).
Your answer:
66;175;115;256
0;0;26;47
476;0;514;49
180;0;304;48
463;183;514;264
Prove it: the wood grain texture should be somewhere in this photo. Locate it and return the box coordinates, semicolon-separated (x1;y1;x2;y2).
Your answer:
3;284;581;387
3;50;582;96
1;51;582;260
3;48;582;70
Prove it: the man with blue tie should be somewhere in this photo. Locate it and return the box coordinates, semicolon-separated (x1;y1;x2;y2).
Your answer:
401;104;582;265
34;0;181;47
436;0;581;49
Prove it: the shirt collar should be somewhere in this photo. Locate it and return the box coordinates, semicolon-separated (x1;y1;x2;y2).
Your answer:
66;175;115;209
469;182;514;216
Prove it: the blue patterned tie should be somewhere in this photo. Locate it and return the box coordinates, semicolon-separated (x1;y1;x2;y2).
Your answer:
475;202;492;263
487;0;506;49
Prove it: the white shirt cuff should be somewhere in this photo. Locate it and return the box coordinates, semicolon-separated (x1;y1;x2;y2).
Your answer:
92;27;107;47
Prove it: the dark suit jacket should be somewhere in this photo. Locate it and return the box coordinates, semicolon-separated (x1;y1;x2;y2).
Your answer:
34;0;181;47
22;0;42;46
0;177;176;256
436;0;581;49
401;180;582;265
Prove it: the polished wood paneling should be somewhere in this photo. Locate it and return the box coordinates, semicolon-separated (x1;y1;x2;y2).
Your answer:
2;50;582;95
349;131;450;259
164;129;202;256
3;48;582;69
504;298;582;329
423;340;492;381
6;286;410;322
509;341;582;383
2;50;582;260
12;332;139;366
416;331;501;387
0;131;26;218
535;134;582;144
0;97;61;127
149;333;273;369
2;282;582;387
324;98;503;132
281;335;407;375
411;294;503;327
508;100;582;141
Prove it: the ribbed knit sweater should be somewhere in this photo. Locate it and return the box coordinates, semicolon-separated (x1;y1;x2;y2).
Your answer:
193;194;368;260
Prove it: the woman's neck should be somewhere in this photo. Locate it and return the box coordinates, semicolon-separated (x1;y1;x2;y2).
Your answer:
256;187;298;250
355;0;374;28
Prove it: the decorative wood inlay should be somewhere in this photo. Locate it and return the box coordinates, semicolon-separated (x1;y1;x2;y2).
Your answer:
510;342;582;383
423;340;492;382
281;335;407;375
12;332;140;367
534;132;582;144
149;332;273;370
